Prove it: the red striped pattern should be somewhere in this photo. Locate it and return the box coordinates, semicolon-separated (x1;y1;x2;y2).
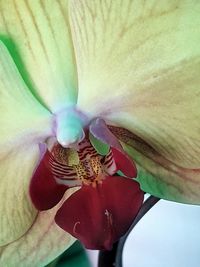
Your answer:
102;149;117;175
49;139;117;187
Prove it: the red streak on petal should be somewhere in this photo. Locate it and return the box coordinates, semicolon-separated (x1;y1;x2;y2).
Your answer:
29;144;68;211
111;148;137;178
55;176;144;250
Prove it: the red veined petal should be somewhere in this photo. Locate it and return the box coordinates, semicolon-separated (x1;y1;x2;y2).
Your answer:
102;149;117;175
55;176;144;250
29;144;68;211
111;148;137;178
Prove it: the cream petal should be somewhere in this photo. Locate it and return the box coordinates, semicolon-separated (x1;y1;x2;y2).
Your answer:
110;126;200;204
0;0;78;112
0;190;76;267
0;41;52;149
0;42;52;244
125;141;200;204
107;59;200;169
0;144;39;245
69;0;200;169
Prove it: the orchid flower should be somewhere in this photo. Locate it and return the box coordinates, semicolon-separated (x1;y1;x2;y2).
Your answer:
0;0;200;266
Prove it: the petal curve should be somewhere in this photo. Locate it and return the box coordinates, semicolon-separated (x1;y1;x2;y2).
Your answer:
29;144;68;211
0;41;52;245
0;0;78;111
0;144;39;245
111;148;137;178
0;190;76;267
0;41;52;150
55;176;144;250
111;126;200;204
69;0;200;169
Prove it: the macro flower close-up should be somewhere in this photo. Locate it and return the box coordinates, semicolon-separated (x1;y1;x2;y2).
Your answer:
0;1;200;266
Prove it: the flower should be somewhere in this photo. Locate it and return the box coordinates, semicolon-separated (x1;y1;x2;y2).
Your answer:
0;0;200;266
30;117;143;250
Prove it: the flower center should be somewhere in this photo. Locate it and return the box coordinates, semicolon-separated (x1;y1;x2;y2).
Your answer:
50;137;116;187
74;156;103;186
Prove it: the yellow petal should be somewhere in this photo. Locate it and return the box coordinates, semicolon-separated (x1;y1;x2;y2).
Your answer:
0;41;52;149
69;1;200;169
0;191;76;267
111;127;200;204
0;0;77;112
0;42;51;244
0;144;39;245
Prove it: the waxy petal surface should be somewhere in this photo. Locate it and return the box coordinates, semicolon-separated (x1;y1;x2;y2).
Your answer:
0;42;52;245
55;176;144;250
111;127;200;204
0;144;39;246
0;42;51;151
0;0;78;111
30;144;68;211
69;1;200;202
0;190;76;267
111;148;137;178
